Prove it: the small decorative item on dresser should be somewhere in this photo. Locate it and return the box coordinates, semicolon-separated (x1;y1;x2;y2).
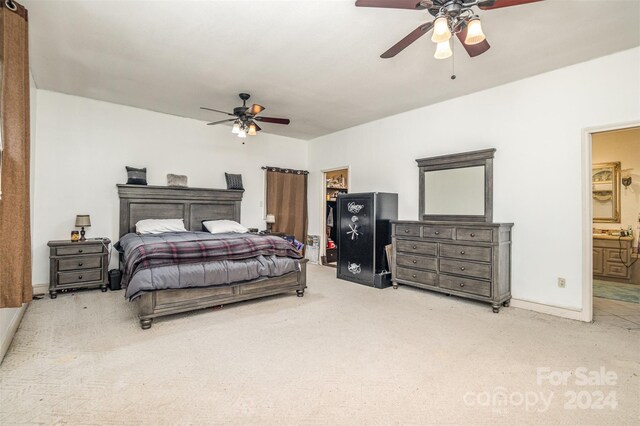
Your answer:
75;214;91;241
70;230;79;242
47;238;111;298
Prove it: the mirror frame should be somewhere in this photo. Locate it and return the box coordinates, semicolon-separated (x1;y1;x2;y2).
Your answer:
417;148;495;223
592;161;621;223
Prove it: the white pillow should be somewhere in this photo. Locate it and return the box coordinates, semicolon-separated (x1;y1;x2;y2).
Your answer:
203;220;249;234
136;219;187;235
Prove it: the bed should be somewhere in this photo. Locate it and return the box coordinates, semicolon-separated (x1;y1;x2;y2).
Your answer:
117;184;308;329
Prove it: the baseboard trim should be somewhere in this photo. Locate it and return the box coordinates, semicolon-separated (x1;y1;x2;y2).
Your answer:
511;298;589;322
32;283;48;295
0;303;28;365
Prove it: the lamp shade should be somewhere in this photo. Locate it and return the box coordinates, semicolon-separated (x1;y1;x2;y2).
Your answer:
431;16;451;43
464;17;486;45
265;214;276;224
75;215;91;227
434;40;452;59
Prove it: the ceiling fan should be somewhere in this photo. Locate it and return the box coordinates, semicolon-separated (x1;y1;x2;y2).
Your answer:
355;0;543;60
201;93;290;141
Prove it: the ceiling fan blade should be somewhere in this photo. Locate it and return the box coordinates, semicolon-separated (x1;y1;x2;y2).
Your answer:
252;121;262;132
254;116;290;125
381;21;434;59
200;106;235;116
355;0;432;10
456;23;491;57
207;118;236;126
478;0;543;10
249;104;265;116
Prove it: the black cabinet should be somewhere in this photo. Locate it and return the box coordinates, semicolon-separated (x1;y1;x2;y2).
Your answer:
336;192;398;288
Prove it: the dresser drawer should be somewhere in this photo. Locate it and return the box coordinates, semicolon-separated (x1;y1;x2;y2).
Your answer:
439;275;491;297
440;244;492;263
56;245;103;256
396;240;437;256
58;256;102;271
396;254;437;271
58;269;103;285
439;259;492;280
396;224;421;237
455;228;493;243
396;267;437;287
422;226;454;239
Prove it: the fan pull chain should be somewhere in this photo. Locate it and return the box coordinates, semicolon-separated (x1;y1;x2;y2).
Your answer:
451;40;456;80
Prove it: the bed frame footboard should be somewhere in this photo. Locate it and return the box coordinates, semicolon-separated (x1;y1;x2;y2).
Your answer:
136;259;308;329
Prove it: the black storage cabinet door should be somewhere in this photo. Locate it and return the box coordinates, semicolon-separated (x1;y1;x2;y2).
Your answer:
336;192;398;287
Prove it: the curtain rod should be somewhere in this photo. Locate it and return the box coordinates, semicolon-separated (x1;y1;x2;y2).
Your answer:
262;166;309;175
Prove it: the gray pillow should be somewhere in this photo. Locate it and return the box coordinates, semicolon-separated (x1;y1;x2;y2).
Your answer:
225;173;244;190
167;174;188;187
126;166;147;185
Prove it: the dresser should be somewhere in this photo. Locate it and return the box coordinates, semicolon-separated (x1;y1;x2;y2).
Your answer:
391;221;513;312
336;192;398;288
47;239;110;298
593;235;633;280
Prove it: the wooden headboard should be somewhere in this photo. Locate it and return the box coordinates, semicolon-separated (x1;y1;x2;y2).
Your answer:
117;184;243;237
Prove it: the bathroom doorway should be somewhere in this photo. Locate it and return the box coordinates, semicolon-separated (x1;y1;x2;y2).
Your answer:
589;126;640;327
321;167;349;267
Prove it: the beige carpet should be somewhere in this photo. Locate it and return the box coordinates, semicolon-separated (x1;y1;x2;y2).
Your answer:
1;265;639;424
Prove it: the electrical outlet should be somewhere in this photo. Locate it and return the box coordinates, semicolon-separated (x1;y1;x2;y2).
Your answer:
558;277;566;288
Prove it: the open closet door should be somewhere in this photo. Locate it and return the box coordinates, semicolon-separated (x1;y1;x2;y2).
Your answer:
264;166;308;249
0;0;32;307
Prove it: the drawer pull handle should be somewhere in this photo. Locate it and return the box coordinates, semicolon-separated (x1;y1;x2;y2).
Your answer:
412;245;417;249
460;251;465;255
435;231;440;235
404;229;410;233
470;233;475;238
412;274;417;278
78;263;83;267
78;275;83;279
78;249;83;253
412;260;417;264
460;267;466;271
459;283;465;287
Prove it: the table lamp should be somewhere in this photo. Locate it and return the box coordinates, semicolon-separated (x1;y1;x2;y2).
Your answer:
265;214;275;233
75;214;91;241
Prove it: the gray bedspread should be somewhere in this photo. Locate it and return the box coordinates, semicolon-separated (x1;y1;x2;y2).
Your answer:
116;232;300;300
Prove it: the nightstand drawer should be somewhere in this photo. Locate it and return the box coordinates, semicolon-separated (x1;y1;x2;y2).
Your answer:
56;245;103;256
58;256;102;271
396;240;437;256
58;269;102;285
396;254;437;271
439;275;491;297
439;259;492;280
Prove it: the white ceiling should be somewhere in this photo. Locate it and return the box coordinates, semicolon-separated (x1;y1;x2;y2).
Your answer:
24;0;640;140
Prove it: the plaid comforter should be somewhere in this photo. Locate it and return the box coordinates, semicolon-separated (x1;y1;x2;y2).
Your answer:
117;232;302;287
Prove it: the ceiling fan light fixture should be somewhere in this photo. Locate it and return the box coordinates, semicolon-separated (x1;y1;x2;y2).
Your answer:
434;40;452;59
465;17;486;45
431;16;451;43
231;121;240;134
248;123;257;136
238;128;247;138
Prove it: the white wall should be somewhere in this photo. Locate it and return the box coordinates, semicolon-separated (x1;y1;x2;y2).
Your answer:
31;90;307;285
307;47;640;312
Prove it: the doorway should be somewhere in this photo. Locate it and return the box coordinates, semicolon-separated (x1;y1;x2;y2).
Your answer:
321;167;349;267
587;125;640;327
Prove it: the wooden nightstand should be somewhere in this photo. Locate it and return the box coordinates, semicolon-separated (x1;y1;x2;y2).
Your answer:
47;238;111;299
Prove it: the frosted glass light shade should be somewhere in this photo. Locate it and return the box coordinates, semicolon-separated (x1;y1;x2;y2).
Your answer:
465;18;486;45
238;129;247;138
431;16;451;43
434;40;452;59
248;123;257;136
232;122;240;134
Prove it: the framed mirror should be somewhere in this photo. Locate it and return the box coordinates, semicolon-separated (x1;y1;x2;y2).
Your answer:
418;149;495;222
592;162;621;223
